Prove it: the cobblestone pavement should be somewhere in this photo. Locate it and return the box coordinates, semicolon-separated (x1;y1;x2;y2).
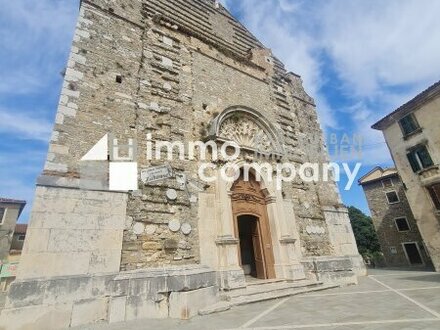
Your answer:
76;269;440;330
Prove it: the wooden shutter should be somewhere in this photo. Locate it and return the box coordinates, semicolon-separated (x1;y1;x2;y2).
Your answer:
407;152;421;172
400;115;419;136
428;184;440;210
417;146;434;168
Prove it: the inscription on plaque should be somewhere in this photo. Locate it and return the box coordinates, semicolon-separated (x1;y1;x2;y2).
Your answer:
141;164;173;183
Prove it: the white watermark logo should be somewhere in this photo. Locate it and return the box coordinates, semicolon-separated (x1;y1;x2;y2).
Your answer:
81;134;138;191
80;133;362;191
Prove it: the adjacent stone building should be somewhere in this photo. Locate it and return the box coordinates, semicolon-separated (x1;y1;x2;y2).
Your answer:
0;1;364;328
372;81;440;271
0;224;27;292
0;198;26;261
359;167;432;267
0;199;26;294
10;224;27;253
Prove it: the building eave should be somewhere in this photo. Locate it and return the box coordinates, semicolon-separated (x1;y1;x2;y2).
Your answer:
372;80;440;131
0;198;27;217
358;167;399;186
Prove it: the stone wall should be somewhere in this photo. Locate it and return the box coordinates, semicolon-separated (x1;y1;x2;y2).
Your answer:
0;1;365;328
382;93;440;270
1;266;218;329
362;176;431;267
19;0;356;271
17;186;127;279
0;203;21;260
32;0;354;271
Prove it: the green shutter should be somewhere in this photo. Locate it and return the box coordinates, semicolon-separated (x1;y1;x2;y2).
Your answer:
400;117;411;135
407;152;420;172
400;115;418;136
428;184;440;210
417;146;434;168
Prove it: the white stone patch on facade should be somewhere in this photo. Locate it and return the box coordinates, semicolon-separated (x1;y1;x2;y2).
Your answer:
61;88;80;98
70;53;87;65
181;223;192;235
163;82;172;91
67;102;78;110
78;16;94;26
59;105;77;117
50;131;60;142
138;102;148;110
163;35;174;46
145;224;158;235
132;222;145;235
166;189;177;200
115;92;132;99
46;153;56;162
168;219;181;232
161;56;173;68
49;144;69;155
75;29;91;39
60;95;69;105
67;59;76;69
189;195;198;204
55;113;65;125
44;162;68;173
148;102;160;111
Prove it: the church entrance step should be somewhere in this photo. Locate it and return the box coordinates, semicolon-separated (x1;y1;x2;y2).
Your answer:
199;282;339;316
244;276;287;286
224;279;322;300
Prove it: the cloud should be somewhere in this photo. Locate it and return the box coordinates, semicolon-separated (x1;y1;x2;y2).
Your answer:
0;108;52;142
277;0;304;13
319;0;440;99
0;0;78;222
0;0;79;95
0;145;47;222
227;0;440;166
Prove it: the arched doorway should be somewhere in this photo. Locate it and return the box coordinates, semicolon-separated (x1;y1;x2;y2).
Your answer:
231;172;276;279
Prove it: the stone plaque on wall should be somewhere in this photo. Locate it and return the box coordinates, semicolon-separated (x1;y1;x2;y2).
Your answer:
141;164;173;184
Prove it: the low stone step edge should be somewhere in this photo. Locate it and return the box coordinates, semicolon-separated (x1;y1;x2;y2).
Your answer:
199;284;339;316
227;281;323;299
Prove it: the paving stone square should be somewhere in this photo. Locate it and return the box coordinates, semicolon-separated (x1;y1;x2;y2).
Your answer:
75;269;440;330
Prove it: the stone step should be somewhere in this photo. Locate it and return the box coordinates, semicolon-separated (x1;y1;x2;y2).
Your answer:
199;283;339;316
245;278;286;287
225;279;322;299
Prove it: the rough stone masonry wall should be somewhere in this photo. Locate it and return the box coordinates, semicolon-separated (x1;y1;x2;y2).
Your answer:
0;1;364;329
38;0;344;271
120;19;201;270
120;0;340;267
363;177;431;267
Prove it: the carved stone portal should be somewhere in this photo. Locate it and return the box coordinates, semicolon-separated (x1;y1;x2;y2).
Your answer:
218;115;274;153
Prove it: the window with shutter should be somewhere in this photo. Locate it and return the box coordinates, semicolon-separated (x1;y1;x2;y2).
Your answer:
417;146;434;168
399;114;420;136
427;184;440;210
407;145;434;172
407;152;421;172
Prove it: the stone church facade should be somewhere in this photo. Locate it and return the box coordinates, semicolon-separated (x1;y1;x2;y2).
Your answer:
1;1;364;328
